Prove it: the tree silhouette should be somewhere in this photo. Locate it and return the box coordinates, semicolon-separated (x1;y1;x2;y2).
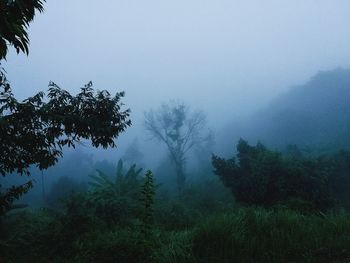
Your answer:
0;0;45;59
0;0;131;214
145;101;209;193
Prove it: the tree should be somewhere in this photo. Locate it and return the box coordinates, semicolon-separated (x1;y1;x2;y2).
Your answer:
144;101;209;193
0;72;131;215
0;79;131;175
0;0;45;59
0;0;131;214
212;139;334;211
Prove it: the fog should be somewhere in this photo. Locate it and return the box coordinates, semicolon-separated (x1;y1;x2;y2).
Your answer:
3;0;350;163
4;2;350;260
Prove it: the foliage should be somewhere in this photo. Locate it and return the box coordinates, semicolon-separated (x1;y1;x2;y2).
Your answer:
0;210;56;262
1;80;131;176
74;229;151;263
237;68;350;151
140;170;155;238
212;139;334;210
0;181;32;214
0;78;131;214
322;150;350;209
46;176;87;207
0;166;158;262
153;178;233;231
0;0;45;59
89;159;141;195
191;208;350;263
0;197;103;262
3;207;350;263
87;159;143;226
0;0;131;214
0;208;135;262
152;231;193;263
145;101;209;193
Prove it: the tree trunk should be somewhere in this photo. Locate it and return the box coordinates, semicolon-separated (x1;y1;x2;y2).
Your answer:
176;162;185;194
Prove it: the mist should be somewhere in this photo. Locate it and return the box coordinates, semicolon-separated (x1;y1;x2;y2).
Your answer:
4;0;350;132
2;1;350;261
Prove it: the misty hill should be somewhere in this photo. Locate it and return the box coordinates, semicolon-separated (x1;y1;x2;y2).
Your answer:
237;68;350;152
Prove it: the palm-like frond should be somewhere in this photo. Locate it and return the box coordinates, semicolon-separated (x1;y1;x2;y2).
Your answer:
88;169;113;189
88;159;143;197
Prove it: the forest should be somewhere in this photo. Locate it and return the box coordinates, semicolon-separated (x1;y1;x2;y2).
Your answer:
2;1;350;262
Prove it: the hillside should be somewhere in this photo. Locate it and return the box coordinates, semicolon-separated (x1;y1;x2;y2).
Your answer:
225;68;350;152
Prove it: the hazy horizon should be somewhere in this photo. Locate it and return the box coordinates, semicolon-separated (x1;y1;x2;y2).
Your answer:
3;0;350;163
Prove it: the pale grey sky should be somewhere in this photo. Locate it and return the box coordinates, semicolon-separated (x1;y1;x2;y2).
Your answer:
4;0;350;159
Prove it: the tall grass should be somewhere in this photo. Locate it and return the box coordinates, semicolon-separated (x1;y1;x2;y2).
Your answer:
3;207;350;262
191;208;350;263
153;230;193;263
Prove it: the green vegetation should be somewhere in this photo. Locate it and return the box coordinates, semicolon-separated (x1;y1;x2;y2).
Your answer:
0;0;45;59
2;143;350;262
0;0;131;214
2;206;350;262
213;139;350;212
191;208;350;263
1;2;350;263
234;68;350;151
213;139;334;210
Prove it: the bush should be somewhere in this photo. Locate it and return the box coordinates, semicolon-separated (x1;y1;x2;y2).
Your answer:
212;139;334;210
154;178;234;230
0;209;73;262
74;229;151;263
46;176;87;207
87;159;143;226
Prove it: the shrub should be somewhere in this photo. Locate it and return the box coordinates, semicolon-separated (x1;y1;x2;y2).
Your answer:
87;159;143;226
74;229;151;263
46;176;87;207
212;139;334;210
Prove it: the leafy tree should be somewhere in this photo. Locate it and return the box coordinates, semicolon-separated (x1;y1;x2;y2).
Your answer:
144;101;209;193
0;0;131;214
0;74;131;214
0;0;45;59
212;139;334;210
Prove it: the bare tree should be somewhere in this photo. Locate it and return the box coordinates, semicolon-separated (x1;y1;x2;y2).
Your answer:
144;101;209;193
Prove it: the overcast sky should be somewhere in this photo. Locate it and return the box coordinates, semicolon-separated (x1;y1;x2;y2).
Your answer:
3;0;350;159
